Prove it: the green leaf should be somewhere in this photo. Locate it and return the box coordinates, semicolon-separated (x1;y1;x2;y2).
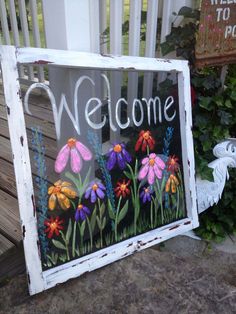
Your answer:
161;177;166;192
90;206;97;232
96;216;102;229
66;219;72;243
123;171;132;179
108;200;115;220
52;239;66;250
117;200;129;224
199;97;214;111
102;217;107;229
225;99;233;108
79;220;86;238
65;171;79;190
161;42;175;56
82;167;92;193
100;203;105;217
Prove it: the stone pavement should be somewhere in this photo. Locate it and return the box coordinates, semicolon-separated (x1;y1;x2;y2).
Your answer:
0;236;236;314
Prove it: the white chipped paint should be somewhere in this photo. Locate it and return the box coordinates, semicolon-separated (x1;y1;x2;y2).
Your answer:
1;45;198;295
0;46;45;295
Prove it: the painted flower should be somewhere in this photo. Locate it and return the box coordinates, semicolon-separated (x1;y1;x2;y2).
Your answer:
48;180;76;211
44;216;64;239
114;179;131;198
107;143;132;170
165;174;179;193
85;181;106;203
140;186;153;203
138;153;165;185
135;130;155;152
167;155;179;173
75;204;91;222
55;138;92;173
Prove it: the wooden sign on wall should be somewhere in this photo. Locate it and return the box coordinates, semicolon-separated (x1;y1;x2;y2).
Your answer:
196;0;236;67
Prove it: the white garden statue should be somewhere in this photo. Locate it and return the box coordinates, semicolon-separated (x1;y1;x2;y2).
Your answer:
186;138;236;239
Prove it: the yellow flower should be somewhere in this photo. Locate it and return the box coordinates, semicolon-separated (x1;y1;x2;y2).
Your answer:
165;174;179;193
48;180;76;210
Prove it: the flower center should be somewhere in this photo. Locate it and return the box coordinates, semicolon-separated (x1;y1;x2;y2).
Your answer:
120;184;127;191
149;158;155;166
67;138;77;148
50;222;57;230
113;144;122;153
78;204;83;210
92;184;98;191
143;132;150;140
144;188;149;193
53;186;61;193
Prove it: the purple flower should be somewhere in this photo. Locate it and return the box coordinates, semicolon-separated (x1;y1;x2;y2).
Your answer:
107;143;132;170
75;204;90;222
85;181;106;203
140;186;153;203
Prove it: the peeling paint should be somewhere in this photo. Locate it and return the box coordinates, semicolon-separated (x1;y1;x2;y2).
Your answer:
20;136;24;146
22;225;26;239
31;195;36;217
34;60;53;65
101;253;108;258
100;54;114;58
27;272;31;285
169;225;180;231
184;221;191;225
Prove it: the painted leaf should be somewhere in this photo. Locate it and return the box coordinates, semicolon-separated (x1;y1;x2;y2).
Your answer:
108;200;115;220
96;216;102;229
102;217;107;230
90;206;97;232
123;171;132;179
66;219;72;243
52;239;66;251
117;200;129;225
100;203;105;216
79;220;86;237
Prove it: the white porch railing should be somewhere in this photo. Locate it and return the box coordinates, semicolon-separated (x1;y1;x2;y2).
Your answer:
0;0;195;86
0;0;45;83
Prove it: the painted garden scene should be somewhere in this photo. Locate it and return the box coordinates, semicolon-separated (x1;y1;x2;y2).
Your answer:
26;69;187;270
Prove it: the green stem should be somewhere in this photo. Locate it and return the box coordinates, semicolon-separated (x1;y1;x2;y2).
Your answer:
147;145;150;156
72;221;77;258
78;223;83;251
156;179;164;224
115;196;122;242
150;201;153;229
59;230;70;261
66;243;70;261
86;216;93;250
98;200;103;248
176;186;180;219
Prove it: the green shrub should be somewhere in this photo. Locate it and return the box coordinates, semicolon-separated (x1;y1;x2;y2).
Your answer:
161;7;236;241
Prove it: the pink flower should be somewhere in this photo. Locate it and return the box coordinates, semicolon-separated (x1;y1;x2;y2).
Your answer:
55;138;92;173
138;153;165;185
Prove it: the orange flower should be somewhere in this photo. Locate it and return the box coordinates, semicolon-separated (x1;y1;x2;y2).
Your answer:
114;179;131;198
44;216;64;238
165;174;179;193
48;180;76;210
135;130;155;152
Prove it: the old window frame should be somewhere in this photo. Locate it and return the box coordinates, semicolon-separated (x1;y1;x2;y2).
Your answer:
0;45;198;295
